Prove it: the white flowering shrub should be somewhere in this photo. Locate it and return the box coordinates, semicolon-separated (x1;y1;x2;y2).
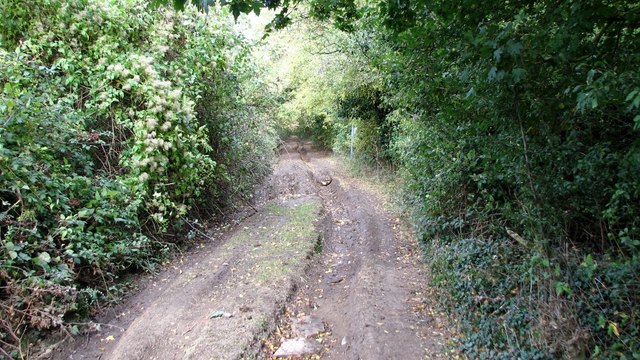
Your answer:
0;0;275;354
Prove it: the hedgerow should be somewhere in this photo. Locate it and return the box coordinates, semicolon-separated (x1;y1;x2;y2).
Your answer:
262;1;640;357
0;0;275;355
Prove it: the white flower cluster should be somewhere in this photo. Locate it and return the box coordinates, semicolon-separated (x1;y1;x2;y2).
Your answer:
123;52;200;182
137;55;157;77
143;129;172;152
107;63;131;78
132;150;169;171
154;10;177;42
101;61;136;95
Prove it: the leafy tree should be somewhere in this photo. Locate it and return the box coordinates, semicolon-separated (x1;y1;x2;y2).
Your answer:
0;0;277;355
258;0;640;357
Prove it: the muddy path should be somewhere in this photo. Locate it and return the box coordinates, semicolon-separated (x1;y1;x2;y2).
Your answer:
266;140;452;360
50;139;450;360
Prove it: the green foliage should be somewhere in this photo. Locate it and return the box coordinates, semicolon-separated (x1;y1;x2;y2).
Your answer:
429;237;552;359
260;17;389;157
0;0;276;354
264;0;640;357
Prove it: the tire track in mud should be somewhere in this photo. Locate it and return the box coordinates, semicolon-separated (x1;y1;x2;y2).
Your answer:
263;140;452;360
49;139;451;360
51;139;325;360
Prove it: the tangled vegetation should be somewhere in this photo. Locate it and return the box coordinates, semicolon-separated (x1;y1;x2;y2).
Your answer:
262;1;640;358
1;0;639;358
0;0;276;356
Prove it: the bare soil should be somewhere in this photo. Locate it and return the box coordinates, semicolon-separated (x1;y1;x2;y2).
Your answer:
48;139;452;360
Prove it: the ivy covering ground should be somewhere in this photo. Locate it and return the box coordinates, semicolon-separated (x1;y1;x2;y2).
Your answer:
0;0;276;356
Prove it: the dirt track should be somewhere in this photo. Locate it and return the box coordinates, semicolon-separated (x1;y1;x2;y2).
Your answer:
51;139;450;360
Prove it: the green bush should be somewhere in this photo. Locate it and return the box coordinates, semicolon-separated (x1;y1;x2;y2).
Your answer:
264;0;640;357
0;0;275;354
363;1;640;356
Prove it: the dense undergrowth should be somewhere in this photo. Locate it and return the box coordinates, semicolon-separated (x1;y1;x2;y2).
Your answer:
1;0;639;357
264;1;640;358
0;0;276;356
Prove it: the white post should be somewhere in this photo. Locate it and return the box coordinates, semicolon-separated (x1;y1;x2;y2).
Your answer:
350;125;357;158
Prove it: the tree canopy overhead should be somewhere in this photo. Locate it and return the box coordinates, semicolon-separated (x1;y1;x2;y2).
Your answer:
250;0;640;357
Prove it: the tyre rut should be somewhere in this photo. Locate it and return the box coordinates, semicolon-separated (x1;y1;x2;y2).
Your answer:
52;139;325;360
263;140;451;360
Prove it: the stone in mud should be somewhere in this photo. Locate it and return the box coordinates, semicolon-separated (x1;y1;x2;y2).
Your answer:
273;338;322;357
291;315;325;338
